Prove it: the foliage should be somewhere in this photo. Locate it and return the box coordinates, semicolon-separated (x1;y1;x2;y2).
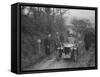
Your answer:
71;18;95;67
21;6;68;69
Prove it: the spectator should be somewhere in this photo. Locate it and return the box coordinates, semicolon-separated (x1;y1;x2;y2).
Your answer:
44;34;51;56
84;31;95;51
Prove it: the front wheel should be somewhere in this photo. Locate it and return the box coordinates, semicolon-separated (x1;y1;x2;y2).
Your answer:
71;50;77;62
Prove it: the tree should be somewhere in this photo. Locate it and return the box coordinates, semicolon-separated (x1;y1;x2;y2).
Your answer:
21;6;69;69
71;18;95;51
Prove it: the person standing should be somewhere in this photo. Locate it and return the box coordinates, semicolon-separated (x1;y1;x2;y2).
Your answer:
44;34;51;56
55;32;62;60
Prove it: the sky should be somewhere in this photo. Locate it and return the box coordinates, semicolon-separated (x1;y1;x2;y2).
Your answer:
64;9;95;25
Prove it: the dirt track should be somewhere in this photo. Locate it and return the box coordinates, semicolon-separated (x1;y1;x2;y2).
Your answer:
24;53;76;70
23;48;95;71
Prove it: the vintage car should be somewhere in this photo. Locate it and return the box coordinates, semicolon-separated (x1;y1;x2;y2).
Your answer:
62;43;78;60
57;42;78;61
